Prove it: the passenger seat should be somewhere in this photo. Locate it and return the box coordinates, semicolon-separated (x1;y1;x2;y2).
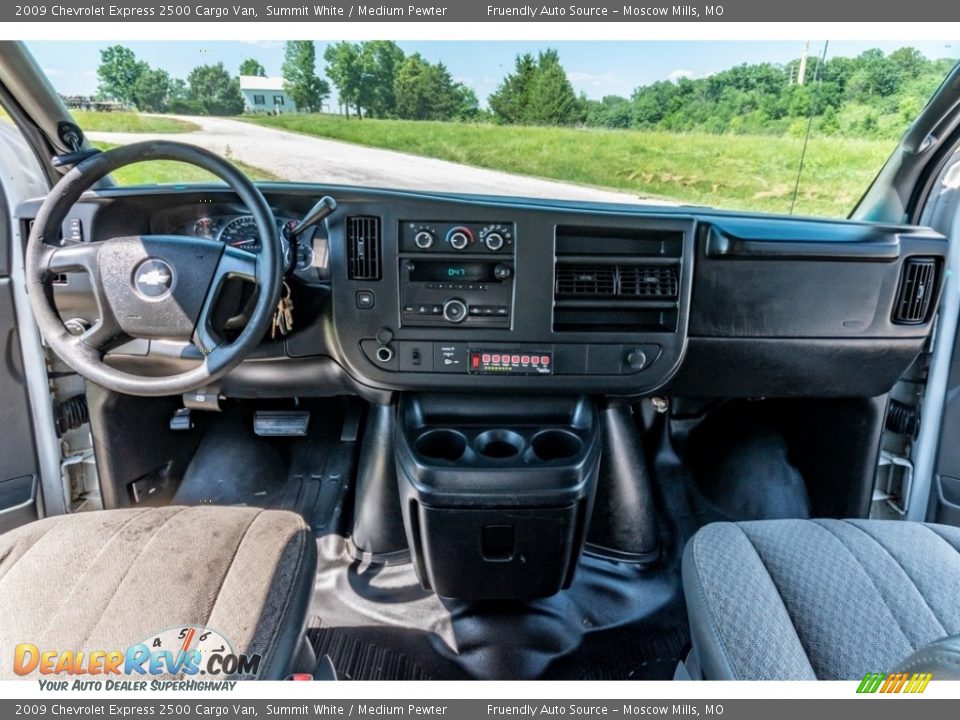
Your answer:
682;519;960;680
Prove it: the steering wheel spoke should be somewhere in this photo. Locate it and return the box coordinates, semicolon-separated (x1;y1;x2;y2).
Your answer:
45;241;102;276
44;241;125;352
193;246;260;355
216;245;259;284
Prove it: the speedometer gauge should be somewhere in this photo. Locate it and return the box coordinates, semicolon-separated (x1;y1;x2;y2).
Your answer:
217;215;291;268
218;216;261;252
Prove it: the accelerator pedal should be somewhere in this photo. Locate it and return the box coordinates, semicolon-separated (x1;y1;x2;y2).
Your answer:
254;410;310;437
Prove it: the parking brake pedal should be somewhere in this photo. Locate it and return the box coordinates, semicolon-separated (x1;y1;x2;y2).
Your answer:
254;411;310;437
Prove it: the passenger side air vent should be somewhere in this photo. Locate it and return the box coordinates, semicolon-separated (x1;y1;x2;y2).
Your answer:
553;226;683;333
893;257;938;324
347;216;382;281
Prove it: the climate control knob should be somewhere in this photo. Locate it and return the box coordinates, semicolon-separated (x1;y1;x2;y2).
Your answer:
414;230;435;249
442;298;468;323
447;227;474;250
484;232;505;251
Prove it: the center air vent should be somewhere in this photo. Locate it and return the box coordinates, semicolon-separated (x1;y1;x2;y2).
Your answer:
893;257;939;325
347;216;382;281
555;264;678;300
553;226;683;333
555;265;616;296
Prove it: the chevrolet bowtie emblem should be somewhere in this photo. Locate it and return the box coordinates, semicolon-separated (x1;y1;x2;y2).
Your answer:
137;269;171;287
133;259;174;298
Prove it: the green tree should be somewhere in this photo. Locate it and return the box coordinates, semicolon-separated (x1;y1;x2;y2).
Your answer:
282;41;330;113
889;47;924;79
489;50;584;125
394;54;477;121
96;45;147;106
394;53;433;120
187;63;244;116
239;58;266;77
166;78;200;114
131;67;172;112
525;49;585;125
489;53;538;124
324;41;364;118
454;85;480;120
360;41;405;118
587;95;633;128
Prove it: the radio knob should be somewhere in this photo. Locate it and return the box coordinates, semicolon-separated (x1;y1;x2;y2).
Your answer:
414;230;435;249
484;232;505;251
442;298;468;323
447;227;473;250
494;263;513;280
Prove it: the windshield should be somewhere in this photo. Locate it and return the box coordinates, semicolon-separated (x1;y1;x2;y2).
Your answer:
20;40;960;218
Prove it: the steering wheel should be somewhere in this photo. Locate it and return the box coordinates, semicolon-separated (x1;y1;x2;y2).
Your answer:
25;140;283;397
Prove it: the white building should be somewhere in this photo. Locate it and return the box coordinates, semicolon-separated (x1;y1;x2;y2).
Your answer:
239;76;297;114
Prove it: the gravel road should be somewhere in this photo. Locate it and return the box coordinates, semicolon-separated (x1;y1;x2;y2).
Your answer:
88;115;661;205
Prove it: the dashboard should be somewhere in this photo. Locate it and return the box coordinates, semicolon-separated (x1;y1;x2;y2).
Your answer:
20;183;949;401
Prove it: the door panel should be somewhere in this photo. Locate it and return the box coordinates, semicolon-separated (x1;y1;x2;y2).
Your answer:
0;277;40;532
933;328;960;525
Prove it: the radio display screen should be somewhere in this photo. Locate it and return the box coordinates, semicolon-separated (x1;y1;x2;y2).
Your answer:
409;261;498;283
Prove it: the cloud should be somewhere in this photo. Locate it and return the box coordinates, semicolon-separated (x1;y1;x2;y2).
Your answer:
42;67;63;77
668;69;695;82
568;71;620;89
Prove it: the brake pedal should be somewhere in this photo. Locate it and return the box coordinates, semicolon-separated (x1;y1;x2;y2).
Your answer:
254;410;310;437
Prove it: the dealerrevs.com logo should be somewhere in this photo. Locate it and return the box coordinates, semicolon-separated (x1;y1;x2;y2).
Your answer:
13;626;262;688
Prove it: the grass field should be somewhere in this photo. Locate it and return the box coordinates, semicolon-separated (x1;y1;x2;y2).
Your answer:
93;142;279;185
246;114;898;217
71;111;199;133
2;108;197;134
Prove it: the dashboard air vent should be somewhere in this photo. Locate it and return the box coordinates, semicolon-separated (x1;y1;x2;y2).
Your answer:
893;257;938;324
347;216;382;281
553;226;683;333
556;265;617;296
618;265;679;298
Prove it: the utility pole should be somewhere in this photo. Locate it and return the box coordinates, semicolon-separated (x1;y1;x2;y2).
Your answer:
797;40;810;86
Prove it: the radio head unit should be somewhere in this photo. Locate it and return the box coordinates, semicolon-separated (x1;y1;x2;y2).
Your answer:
399;221;516;328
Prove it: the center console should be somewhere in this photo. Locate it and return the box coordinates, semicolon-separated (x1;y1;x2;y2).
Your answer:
394;394;600;600
325;200;694;397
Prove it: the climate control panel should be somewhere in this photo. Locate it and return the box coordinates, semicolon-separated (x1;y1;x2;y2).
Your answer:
400;221;515;254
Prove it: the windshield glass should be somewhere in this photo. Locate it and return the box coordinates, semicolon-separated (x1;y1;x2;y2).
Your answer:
22;40;960;218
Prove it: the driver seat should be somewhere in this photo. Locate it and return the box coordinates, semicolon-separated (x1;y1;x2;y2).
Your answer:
0;506;316;680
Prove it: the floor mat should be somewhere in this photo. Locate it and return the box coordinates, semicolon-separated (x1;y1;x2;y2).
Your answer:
171;399;360;535
308;620;435;680
307;536;689;681
683;405;812;523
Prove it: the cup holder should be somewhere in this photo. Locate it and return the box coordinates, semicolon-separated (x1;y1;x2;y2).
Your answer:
531;429;583;462
414;429;468;462
475;429;525;459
